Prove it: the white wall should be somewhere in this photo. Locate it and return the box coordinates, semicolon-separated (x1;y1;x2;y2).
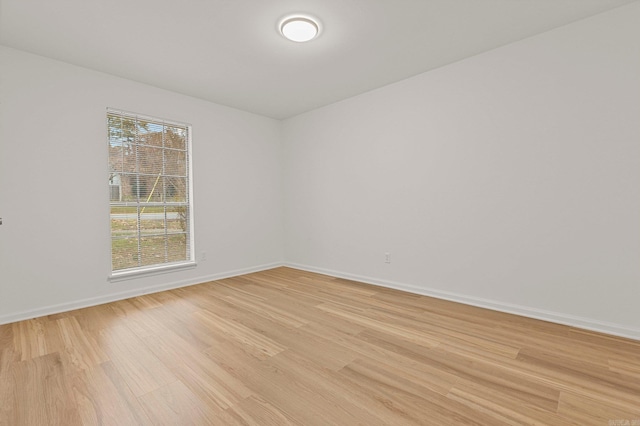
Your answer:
2;3;639;339
0;46;283;323
282;3;640;338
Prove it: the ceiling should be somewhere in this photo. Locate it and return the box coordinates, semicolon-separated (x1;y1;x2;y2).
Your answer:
1;0;635;119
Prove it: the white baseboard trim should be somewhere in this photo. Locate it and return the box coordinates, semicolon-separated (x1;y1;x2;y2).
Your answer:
0;262;284;326
5;261;638;341
284;262;640;342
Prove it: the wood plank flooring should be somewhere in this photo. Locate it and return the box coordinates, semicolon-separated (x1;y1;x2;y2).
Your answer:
1;267;639;425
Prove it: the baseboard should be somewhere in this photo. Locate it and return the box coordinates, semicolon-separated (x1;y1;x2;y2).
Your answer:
284;262;640;342
5;261;638;341
0;262;284;326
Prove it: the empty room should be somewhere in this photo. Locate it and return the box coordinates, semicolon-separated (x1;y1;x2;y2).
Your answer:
1;0;639;424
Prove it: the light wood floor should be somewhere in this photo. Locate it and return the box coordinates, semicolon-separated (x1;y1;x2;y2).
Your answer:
1;267;639;425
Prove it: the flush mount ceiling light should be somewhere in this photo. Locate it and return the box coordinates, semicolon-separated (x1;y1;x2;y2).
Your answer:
280;16;320;42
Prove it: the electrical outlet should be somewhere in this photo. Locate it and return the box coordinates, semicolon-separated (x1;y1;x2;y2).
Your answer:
384;252;391;264
200;251;207;262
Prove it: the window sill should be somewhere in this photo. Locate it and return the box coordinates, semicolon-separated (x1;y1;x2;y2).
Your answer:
109;261;197;282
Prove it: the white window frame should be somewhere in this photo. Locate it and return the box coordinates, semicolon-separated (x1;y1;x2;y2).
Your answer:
107;108;195;280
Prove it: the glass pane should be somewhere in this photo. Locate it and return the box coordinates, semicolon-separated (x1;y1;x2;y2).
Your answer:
140;207;166;235
143;175;164;202
137;146;163;175
164;149;186;177
166;206;188;233
111;237;140;271
163;177;187;202
139;122;164;147
167;233;189;262
117;174;138;202
125;175;144;202
108;115;137;145
164;126;186;151
108;144;124;174
139;236;168;266
120;143;136;174
110;205;138;238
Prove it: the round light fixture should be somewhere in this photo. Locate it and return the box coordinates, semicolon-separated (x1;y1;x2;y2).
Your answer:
280;16;319;42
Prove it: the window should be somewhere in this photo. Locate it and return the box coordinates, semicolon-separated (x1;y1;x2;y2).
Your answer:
107;109;194;277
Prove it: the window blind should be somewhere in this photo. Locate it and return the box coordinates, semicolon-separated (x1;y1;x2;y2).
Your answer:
107;109;194;275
